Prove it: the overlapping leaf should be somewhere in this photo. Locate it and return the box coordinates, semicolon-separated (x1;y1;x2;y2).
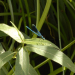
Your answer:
15;47;29;75
25;38;59;49
0;50;15;68
0;24;24;43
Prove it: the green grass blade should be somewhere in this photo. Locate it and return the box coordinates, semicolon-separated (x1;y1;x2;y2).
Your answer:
24;0;32;37
33;0;52;38
19;0;27;33
7;0;14;22
36;0;40;27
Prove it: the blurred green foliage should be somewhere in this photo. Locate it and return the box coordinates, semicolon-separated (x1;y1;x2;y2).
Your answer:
0;0;75;75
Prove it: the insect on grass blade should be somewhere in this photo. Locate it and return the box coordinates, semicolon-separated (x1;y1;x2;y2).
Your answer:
26;24;45;40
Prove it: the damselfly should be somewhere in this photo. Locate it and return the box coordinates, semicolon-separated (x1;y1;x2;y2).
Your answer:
26;24;45;40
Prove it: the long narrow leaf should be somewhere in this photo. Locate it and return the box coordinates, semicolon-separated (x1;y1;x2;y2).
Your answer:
0;51;14;68
0;24;24;43
15;47;29;75
26;44;75;73
24;38;59;49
